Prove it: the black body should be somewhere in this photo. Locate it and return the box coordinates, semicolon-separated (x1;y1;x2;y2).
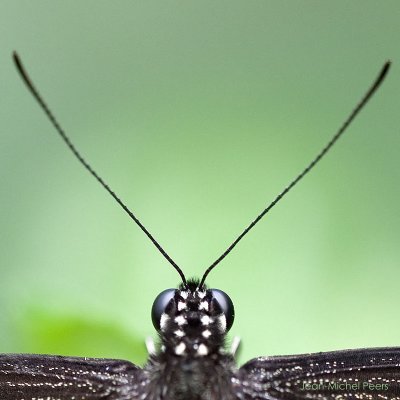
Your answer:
2;346;400;398
1;282;400;399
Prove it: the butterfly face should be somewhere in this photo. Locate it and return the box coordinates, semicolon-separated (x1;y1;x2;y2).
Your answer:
6;53;395;400
151;280;235;358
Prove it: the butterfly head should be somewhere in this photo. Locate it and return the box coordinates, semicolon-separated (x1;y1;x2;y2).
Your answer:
151;279;234;357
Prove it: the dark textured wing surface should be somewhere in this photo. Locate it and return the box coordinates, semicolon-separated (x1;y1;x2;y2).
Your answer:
237;347;400;400
0;353;145;399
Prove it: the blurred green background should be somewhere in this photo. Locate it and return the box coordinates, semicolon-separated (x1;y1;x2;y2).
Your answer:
0;2;399;367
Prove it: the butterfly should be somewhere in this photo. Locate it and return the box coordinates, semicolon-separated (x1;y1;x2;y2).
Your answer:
0;53;396;400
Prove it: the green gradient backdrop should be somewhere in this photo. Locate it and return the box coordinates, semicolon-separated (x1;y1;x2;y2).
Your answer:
1;2;399;367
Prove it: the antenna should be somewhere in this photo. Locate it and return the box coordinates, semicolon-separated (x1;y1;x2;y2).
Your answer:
13;51;188;288
13;52;391;289
200;61;391;288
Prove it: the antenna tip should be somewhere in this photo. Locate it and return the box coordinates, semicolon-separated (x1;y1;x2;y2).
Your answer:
380;61;392;79
12;51;24;73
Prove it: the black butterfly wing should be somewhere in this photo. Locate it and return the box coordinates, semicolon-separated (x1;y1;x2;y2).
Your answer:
237;347;400;400
0;353;147;399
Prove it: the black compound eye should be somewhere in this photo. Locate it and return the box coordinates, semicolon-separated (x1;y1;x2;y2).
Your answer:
151;289;175;330
210;289;235;331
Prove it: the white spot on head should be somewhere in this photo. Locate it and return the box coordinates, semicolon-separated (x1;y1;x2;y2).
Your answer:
197;343;208;356
175;315;187;326
197;291;206;299
202;329;211;338
175;342;186;355
230;336;241;356
180;291;188;299
218;314;227;332
145;337;156;355
200;315;212;325
160;314;169;330
199;301;209;311
174;330;184;337
177;301;187;311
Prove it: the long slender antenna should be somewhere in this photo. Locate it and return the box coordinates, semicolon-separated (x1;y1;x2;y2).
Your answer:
13;51;187;287
200;61;391;288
